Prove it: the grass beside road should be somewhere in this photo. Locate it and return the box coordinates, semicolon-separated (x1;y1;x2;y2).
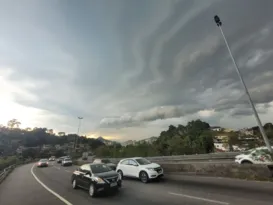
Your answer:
0;156;18;172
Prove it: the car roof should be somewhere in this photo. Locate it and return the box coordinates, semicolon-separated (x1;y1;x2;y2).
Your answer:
81;163;106;166
120;157;143;161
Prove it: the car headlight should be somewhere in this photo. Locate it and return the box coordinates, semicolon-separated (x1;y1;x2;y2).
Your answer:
147;168;155;171
94;177;105;184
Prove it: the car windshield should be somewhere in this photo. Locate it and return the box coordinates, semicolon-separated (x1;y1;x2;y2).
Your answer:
101;159;110;163
40;159;48;162
91;164;112;173
64;158;71;161
135;158;151;165
243;148;256;154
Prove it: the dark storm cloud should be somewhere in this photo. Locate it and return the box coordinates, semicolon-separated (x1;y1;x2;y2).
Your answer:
1;0;273;137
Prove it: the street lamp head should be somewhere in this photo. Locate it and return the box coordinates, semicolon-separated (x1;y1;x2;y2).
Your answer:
78;117;83;120
214;15;222;27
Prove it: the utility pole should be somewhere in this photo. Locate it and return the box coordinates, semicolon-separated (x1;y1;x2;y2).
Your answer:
214;15;272;153
74;117;83;150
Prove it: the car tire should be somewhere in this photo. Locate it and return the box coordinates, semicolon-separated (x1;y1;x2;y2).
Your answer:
241;160;253;164
117;170;123;179
139;171;149;183
72;179;78;189
89;184;96;197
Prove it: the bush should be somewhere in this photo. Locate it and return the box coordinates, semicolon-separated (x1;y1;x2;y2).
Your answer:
0;156;18;171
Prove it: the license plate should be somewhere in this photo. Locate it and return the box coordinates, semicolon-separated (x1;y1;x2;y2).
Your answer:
110;182;117;187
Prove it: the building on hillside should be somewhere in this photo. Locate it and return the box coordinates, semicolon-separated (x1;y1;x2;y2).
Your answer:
42;144;52;150
210;126;223;132
16;146;40;154
55;144;61;150
138;137;158;144
239;128;254;136
121;140;136;146
223;128;234;132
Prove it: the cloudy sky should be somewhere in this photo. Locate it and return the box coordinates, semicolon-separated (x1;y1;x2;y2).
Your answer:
0;0;273;141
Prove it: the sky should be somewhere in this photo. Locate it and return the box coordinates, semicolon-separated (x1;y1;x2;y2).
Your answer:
0;0;273;142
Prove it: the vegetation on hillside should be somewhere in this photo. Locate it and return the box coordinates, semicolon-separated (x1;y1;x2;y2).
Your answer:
96;120;215;157
1;119;273;160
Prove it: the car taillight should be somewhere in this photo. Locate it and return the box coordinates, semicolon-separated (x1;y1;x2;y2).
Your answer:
38;162;41;165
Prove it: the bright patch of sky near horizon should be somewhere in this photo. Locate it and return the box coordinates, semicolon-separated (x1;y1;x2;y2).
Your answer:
0;0;273;142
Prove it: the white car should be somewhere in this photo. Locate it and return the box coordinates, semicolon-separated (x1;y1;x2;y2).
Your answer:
116;157;164;183
62;158;73;166
235;146;273;165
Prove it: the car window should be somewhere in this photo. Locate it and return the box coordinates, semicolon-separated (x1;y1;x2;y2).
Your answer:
135;158;151;165
91;164;112;173
101;159;110;163
40;159;48;162
120;160;129;165
93;159;101;163
129;160;138;166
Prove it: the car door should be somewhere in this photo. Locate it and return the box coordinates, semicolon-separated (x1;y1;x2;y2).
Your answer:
119;160;130;176
127;159;139;178
77;165;90;189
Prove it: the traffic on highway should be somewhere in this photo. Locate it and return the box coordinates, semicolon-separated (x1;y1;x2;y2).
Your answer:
1;158;273;205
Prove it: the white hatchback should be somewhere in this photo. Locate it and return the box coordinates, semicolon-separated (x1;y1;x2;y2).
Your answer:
116;157;164;183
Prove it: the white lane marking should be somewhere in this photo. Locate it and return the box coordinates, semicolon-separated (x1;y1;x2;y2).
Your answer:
31;164;73;205
168;192;229;205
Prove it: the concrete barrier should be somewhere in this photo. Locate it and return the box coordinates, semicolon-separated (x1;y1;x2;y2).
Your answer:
160;163;273;181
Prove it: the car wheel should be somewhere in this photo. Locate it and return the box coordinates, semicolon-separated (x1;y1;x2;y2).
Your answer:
241;160;253;164
117;170;123;179
139;171;149;183
89;184;96;197
72;179;78;189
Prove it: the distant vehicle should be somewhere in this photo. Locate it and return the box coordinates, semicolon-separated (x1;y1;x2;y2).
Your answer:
71;163;122;197
235;146;273;165
93;158;116;170
57;156;68;163
49;156;56;161
37;159;49;167
82;152;88;160
116;157;164;183
62;158;73;166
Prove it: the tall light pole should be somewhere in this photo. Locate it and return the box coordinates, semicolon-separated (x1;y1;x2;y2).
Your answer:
74;117;83;150
214;15;272;153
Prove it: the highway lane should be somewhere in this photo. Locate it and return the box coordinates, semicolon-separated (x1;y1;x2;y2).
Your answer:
1;162;273;205
0;163;64;205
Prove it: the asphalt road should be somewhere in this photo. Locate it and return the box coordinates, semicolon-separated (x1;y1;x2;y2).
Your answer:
1;162;273;205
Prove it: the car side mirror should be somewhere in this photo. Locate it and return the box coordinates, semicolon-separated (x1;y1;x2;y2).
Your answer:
133;164;138;166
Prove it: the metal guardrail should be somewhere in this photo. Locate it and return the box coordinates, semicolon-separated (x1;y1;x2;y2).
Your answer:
0;164;16;184
103;152;240;164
